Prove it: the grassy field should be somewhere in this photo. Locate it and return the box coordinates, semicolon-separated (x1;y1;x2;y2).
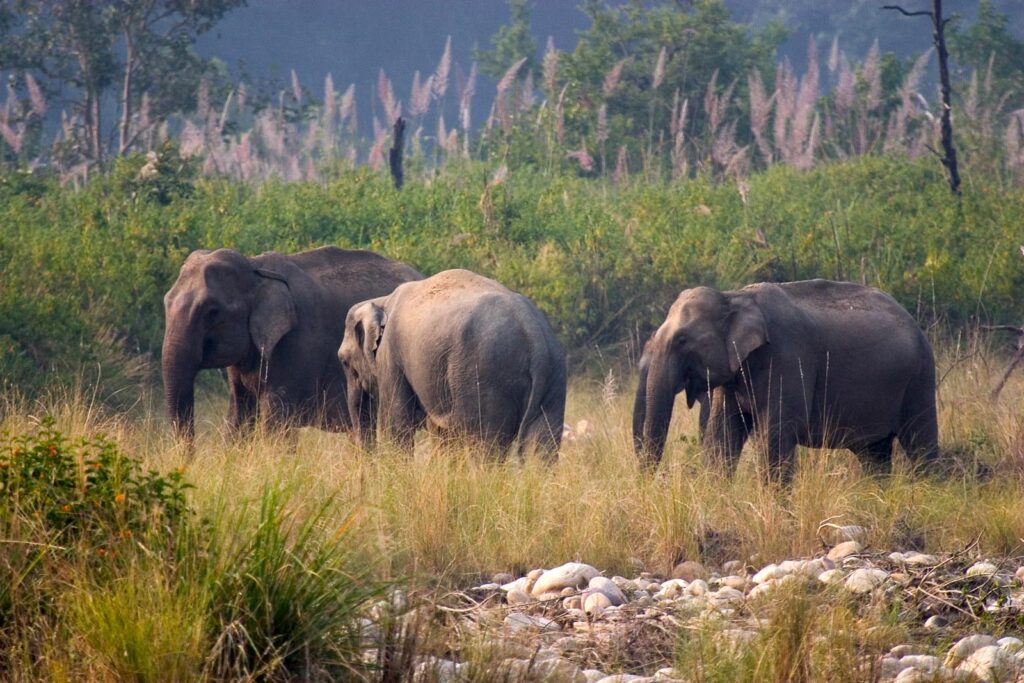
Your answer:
1;336;1022;680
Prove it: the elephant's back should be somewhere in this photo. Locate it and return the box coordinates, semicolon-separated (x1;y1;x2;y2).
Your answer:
289;247;423;293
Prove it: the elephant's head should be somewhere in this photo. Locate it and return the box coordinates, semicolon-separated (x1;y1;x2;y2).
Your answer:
338;299;387;447
162;249;296;440
639;286;769;462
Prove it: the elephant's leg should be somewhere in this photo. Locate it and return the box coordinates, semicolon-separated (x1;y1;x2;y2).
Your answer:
703;390;750;475
227;368;257;435
898;374;940;468
853;435;895;477
378;373;420;454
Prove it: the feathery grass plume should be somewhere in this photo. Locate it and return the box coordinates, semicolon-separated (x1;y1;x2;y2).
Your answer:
796;113;819;170
791;38;820;164
255;111;286;159
444;128;459;158
566;144;594;172
863;40;882;111
672;98;689;178
603;58;627;97
378;69;399;125
197;78;211;122
834;55;855;114
495;57;527;129
669;89;680;137
368;127;387;170
409;71;433;118
179;121;204;157
542;36;559;95
339;83;356;131
965;69;979;122
236;81;247;110
235;131;255;179
773;60;796;161
597;103;608;145
0;119;22;153
432;36;452;99
139;91;152;135
1006;111;1024;169
457;62;477;130
613;144;629;184
323;74;337;135
748;69;773;163
436;114;447;148
517;71;534;113
703;69;721;134
827;35;840;74
290;69;302;104
24;73;46;116
652;46;667;90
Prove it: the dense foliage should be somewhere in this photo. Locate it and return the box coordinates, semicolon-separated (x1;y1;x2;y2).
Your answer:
1;151;1022;403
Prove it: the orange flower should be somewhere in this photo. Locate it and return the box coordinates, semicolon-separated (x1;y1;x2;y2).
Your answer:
120;529;132;539
93;462;101;469
47;445;57;457
61;504;71;512
114;492;126;503
97;548;106;557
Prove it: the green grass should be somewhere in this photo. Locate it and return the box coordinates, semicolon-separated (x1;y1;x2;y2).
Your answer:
0;339;1021;679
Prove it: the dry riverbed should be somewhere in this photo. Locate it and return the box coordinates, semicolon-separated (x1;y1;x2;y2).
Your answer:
374;528;1024;682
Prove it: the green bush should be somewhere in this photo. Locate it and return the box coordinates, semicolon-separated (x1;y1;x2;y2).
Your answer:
1;157;1022;402
0;417;190;552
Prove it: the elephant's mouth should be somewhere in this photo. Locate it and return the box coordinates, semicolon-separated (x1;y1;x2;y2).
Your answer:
683;371;711;409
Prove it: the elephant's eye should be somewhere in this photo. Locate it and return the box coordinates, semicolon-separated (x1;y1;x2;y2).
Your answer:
674;334;687;347
206;306;221;323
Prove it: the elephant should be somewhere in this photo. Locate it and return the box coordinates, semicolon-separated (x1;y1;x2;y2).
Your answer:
337;269;567;457
633;279;939;481
162;246;422;441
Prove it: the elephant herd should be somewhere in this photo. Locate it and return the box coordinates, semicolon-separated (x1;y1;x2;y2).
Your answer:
163;246;940;481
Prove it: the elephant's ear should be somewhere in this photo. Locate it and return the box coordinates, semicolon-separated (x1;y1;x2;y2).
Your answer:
360;304;387;358
725;295;769;375
250;270;297;360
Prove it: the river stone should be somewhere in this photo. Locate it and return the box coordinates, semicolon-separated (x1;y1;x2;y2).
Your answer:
563;595;582;610
506;588;535;605
924;615;948;630
722;575;748;591
900;654;941;673
818;569;844;585
672;560;707;582
966;561;999;578
752;564;787;584
893;668;930;683
998;637;1024;651
531;562;600;596
414;657;461;682
504;612;561;633
957;645;1021;682
827;541;863;561
1016;566;1024;583
584;591;613;616
501;576;529;593
492;572;515;585
722;560;745;575
889;645;915;658
944;634;999;668
589;576;627;605
713;586;745;602
879;656;903;679
596;676;649;683
476;582;500;591
844;568;888;593
583;670;607;682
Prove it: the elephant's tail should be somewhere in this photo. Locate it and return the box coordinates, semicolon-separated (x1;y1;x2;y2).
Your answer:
515;342;566;459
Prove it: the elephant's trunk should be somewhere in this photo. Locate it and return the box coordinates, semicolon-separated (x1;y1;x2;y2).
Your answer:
631;358;650;455
162;334;200;442
641;349;680;464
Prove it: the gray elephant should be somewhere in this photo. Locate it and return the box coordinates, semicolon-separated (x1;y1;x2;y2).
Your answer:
634;279;939;480
337;269;567;457
162;246;422;440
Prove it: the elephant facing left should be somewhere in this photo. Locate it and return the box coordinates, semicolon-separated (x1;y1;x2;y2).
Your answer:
162;246;423;441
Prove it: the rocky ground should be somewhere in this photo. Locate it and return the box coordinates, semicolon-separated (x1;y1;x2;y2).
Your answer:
378;526;1024;682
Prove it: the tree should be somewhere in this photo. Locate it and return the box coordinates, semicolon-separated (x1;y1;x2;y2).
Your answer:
0;0;246;164
948;0;1024;110
883;0;961;194
474;0;539;81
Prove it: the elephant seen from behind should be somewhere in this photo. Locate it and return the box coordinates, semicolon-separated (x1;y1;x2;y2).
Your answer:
634;279;939;481
337;269;567;457
162;246;422;441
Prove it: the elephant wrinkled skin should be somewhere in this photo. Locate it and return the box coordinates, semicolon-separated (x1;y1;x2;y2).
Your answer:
162;246;422;440
338;269;567;457
634;279;939;480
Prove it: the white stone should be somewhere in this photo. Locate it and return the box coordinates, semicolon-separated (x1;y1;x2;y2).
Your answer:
889;645;915;658
924;615;948;630
722;560;745;575
596;676;648;683
713;586;745;603
583;670;607;683
501;576;529;593
899;654;941;672
654;579;688;600
532;563;600;596
966;561;1000;578
844;568;888;593
584;591;613;615
879;656;903;679
998;637;1024;652
476;582;500;591
827;541;863;561
752;563;787;584
413;657;461;682
563;596;582;610
686;579;709;597
957;645;1021;682
945;635;999;668
589;576;627;606
893;668;930;683
506;588;535;605
723;575;748;591
503;612;561;632
818;569;844;585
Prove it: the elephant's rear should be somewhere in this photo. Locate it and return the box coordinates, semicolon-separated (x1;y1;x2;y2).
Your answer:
514;298;567;458
897;328;939;464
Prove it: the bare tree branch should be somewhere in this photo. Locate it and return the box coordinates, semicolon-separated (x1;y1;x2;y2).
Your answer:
881;5;933;18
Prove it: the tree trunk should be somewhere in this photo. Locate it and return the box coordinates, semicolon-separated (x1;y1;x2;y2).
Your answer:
933;0;961;194
119;32;134;156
